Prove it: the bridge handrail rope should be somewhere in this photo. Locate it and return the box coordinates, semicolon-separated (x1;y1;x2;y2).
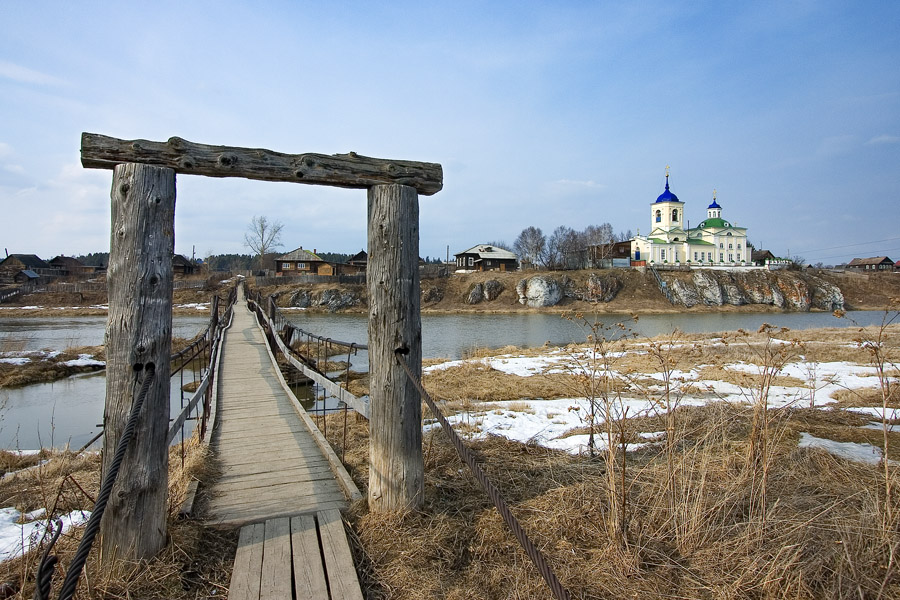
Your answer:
33;284;240;599
167;286;238;444
246;287;570;598
34;365;157;600
394;352;573;600
247;293;370;419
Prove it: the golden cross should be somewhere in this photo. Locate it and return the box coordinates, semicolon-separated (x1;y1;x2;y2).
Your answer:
713;188;717;200
665;164;670;177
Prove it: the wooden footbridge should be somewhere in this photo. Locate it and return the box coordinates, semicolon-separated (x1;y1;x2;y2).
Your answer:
48;133;566;600
208;288;364;599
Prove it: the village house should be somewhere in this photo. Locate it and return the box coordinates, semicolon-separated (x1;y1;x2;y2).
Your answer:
631;170;750;267
0;254;53;285
49;255;95;277
173;254;198;276
454;245;518;272
847;256;894;271
276;247;333;276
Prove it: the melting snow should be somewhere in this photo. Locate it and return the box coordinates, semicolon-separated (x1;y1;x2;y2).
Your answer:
798;433;888;466
0;507;91;562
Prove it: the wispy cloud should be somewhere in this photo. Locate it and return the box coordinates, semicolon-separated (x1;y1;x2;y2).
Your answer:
866;134;900;145
0;60;65;86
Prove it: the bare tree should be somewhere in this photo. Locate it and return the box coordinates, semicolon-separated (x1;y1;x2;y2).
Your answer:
514;226;546;269
244;215;284;272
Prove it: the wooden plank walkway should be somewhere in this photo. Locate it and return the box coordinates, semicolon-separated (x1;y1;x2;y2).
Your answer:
206;296;363;599
229;510;363;600
206;298;348;525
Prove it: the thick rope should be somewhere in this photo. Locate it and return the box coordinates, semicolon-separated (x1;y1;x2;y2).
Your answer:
36;365;156;600
395;351;572;600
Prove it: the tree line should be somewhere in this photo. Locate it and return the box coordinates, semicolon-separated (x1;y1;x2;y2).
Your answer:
504;223;633;270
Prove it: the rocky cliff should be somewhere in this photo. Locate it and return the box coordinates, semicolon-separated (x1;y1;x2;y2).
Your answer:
662;270;844;311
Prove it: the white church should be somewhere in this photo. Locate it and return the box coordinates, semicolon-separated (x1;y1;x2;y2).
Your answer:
631;169;750;267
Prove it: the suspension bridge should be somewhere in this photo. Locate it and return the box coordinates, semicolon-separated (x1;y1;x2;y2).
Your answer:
33;133;570;600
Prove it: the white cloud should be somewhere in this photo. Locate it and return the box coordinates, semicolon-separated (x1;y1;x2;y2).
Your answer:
0;142;12;158
866;134;900;145
0;60;65;86
3;165;24;175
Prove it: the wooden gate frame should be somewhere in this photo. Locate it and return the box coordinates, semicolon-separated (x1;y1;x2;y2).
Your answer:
81;133;442;561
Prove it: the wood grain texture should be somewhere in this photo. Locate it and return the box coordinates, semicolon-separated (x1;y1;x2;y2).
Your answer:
260;519;292;600
100;163;175;562
292;515;329;599
81;132;443;195
205;298;348;527
229;523;265;600
367;184;424;511
318;509;365;600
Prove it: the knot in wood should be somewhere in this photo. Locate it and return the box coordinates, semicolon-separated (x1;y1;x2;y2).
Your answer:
167;136;185;148
217;153;238;167
119;182;130;195
178;156;195;169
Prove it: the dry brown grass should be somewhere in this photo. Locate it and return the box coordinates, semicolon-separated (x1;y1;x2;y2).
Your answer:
326;402;900;599
0;435;236;599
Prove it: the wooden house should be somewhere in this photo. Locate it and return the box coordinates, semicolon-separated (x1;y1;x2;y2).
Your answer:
751;249;776;266
454;245;518;272
276;247;330;276
0;254;52;284
173;254;197;276
847;256;894;271
49;256;94;277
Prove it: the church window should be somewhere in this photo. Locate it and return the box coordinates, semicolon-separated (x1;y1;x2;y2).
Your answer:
729;254;733;262
655;209;661;223
672;209;678;221
727;232;733;236
719;253;724;262
737;244;741;250
661;249;666;261
728;243;733;249
694;252;698;261
719;242;723;248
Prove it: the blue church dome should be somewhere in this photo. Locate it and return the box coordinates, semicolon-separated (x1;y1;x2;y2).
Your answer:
708;199;721;209
655;176;679;203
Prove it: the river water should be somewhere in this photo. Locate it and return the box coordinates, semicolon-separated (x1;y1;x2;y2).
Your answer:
0;310;888;450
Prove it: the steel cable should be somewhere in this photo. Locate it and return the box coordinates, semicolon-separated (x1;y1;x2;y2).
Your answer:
395;352;572;600
48;365;156;600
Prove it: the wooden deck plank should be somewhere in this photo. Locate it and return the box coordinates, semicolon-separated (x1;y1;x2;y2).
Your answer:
260;518;292;600
319;509;365;600
292;515;330;600
228;523;265;600
206;299;348;527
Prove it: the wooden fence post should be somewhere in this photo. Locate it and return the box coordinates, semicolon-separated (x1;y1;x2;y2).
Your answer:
367;184;423;511
101;163;176;563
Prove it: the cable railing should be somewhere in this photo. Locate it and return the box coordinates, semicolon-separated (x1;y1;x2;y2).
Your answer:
246;286;572;600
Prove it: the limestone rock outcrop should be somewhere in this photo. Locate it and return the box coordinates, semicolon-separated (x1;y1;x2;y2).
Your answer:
664;270;844;311
516;276;563;307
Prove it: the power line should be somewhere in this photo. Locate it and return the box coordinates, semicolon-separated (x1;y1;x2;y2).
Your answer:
794;236;900;255
805;246;900;263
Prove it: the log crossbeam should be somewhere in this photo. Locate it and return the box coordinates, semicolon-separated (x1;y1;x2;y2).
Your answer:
80;133;443;196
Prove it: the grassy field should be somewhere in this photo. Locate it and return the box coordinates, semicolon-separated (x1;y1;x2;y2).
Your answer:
0;315;896;598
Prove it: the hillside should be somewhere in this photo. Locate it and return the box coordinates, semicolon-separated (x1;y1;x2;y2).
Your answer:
258;268;900;314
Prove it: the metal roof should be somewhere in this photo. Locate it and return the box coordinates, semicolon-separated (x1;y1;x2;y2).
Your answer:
455;245;518;260
278;247;324;261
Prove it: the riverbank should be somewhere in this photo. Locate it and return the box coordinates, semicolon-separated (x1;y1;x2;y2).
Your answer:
2;270;898;318
0;319;897;597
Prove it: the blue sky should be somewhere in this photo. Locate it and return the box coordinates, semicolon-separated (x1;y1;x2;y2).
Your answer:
2;1;899;265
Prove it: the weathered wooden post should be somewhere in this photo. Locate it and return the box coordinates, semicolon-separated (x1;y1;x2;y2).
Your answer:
367;184;423;511
101;163;175;562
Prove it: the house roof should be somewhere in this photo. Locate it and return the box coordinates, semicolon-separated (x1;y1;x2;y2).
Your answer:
1;254;49;269
751;250;776;262
349;250;367;263
848;256;894;266
278;247;324;262
173;254;194;266
455;245;517;260
685;238;714;245
18;270;40;279
50;256;86;267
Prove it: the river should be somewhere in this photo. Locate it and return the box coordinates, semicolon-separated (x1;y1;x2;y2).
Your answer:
0;309;889;450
